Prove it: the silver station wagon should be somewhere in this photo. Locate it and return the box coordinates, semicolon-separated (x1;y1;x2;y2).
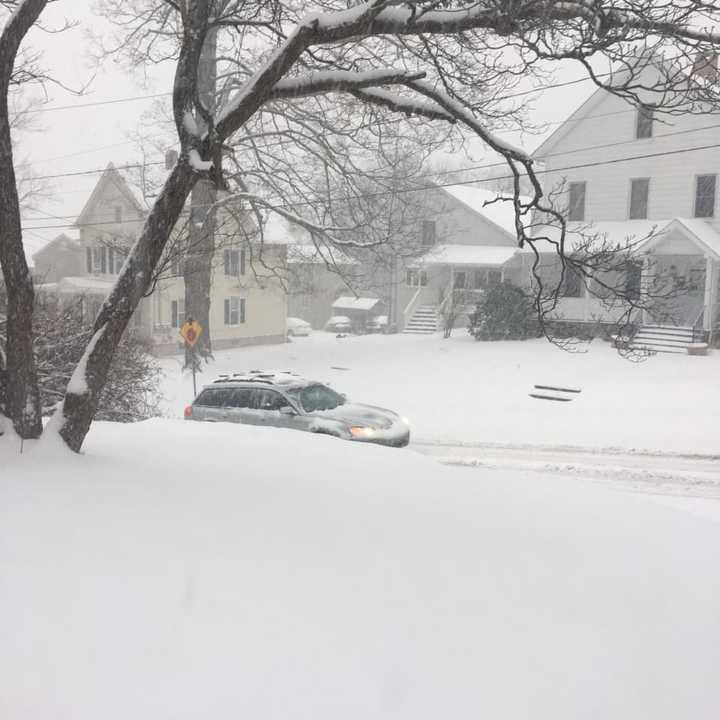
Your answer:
184;371;410;447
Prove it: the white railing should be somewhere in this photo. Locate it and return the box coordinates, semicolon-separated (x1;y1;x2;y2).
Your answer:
402;286;424;328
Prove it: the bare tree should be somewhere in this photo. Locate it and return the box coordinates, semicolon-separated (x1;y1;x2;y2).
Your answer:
1;0;713;451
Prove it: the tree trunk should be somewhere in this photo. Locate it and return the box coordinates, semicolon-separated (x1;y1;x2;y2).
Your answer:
0;0;50;438
184;27;216;363
58;162;197;452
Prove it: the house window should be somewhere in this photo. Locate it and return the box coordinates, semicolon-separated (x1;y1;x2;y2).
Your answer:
224;296;245;325
695;174;716;218
561;265;584;298
114;206;122;223
629;178;650;219
171;298;185;328
419;270;427;287
567;182;586;221
407;269;418;286
108;247;115;275
487;269;502;286
625;261;643;301
224;249;239;276
473;270;485;289
421;220;436;247
453;271;466;289
635;106;654;139
92;246;107;274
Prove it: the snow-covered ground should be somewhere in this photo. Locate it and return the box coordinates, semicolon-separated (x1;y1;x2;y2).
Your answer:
161;332;720;455
160;332;720;505
2;419;720;719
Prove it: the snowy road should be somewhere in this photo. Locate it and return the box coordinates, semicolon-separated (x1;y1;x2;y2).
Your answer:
412;441;720;500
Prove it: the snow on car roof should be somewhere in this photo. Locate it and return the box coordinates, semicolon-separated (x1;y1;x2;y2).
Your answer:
211;370;312;388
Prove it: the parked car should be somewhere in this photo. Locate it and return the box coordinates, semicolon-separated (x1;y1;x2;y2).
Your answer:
366;315;389;333
325;315;352;333
185;371;410;447
286;317;312;337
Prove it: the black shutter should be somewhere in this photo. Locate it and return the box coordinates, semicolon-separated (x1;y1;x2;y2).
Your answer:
171;300;178;328
240;249;246;275
108;247;115;274
100;246;107;274
224;298;230;325
86;247;92;273
240;298;246;324
224;250;230;276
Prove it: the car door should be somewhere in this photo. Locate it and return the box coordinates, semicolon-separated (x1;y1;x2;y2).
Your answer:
250;388;309;432
193;387;233;422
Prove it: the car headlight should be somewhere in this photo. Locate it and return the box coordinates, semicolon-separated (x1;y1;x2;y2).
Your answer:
350;426;375;438
400;416;410;426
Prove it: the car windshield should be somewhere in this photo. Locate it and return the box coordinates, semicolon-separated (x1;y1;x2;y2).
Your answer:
290;384;344;413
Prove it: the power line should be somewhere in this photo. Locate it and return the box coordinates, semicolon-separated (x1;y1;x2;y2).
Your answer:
21;140;720;233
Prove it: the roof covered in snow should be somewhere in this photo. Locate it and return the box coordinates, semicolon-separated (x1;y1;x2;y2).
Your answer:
45;275;115;296
332;296;381;311
287;244;357;266
419;243;520;267
32;233;81;259
441;185;529;236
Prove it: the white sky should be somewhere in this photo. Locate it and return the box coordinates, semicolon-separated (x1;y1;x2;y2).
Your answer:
14;1;602;258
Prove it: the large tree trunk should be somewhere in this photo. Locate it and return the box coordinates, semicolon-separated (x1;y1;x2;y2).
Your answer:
58;162;197;452
0;0;50;438
184;27;216;363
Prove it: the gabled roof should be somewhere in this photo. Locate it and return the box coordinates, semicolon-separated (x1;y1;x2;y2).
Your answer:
74;163;146;229
641;218;720;260
32;233;80;260
440;185;527;238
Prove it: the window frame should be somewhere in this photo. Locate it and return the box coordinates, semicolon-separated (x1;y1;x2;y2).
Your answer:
628;177;650;220
635;106;654;139
567;181;586;222
694;174;716;218
224;296;245;325
171;298;185;329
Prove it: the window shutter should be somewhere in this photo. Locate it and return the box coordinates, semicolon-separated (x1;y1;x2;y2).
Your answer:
108;247;115;274
240;249;246;275
240;298;246;324
224;250;230;276
100;246;107;274
224;298;230;325
86;247;92;273
171;300;178;328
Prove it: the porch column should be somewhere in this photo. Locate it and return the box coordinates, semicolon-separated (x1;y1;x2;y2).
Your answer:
705;257;718;338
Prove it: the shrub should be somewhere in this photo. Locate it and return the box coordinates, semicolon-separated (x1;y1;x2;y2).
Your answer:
468;282;540;341
0;291;162;422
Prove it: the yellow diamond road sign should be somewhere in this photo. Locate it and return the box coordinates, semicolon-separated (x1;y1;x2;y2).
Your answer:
180;319;203;347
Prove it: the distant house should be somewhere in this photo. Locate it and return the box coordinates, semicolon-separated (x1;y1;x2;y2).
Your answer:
33;163;288;354
265;214;360;329
531;57;720;344
397;184;530;333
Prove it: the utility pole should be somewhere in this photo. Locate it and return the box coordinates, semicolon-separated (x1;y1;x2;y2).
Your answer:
184;27;217;366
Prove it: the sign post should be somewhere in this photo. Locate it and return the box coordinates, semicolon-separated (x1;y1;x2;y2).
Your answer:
179;318;203;397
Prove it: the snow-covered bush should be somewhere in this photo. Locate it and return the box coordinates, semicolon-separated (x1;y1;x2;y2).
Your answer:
468;283;540;341
0;288;161;422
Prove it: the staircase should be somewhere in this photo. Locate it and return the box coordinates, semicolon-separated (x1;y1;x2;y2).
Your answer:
629;324;697;354
404;305;439;334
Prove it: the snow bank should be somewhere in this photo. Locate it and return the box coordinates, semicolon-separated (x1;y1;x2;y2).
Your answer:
2;419;720;718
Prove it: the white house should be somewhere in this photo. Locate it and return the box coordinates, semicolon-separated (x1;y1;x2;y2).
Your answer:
33;164;288;354
398;184;530;332
531;59;720;343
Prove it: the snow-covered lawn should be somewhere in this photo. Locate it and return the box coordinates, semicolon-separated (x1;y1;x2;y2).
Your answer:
2;419;720;718
161;332;720;454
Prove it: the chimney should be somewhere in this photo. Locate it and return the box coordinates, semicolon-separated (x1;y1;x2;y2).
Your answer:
692;50;719;84
165;148;179;170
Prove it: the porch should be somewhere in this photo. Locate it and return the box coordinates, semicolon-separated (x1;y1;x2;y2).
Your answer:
400;244;524;332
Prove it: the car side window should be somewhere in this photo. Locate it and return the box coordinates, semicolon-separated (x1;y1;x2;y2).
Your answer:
229;388;253;408
252;389;289;411
195;388;221;407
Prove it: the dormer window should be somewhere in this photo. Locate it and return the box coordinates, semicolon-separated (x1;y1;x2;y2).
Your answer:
635;106;653;139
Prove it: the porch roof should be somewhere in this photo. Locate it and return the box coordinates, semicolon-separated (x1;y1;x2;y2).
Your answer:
640;218;720;261
418;243;519;267
529;220;665;254
55;275;115;296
